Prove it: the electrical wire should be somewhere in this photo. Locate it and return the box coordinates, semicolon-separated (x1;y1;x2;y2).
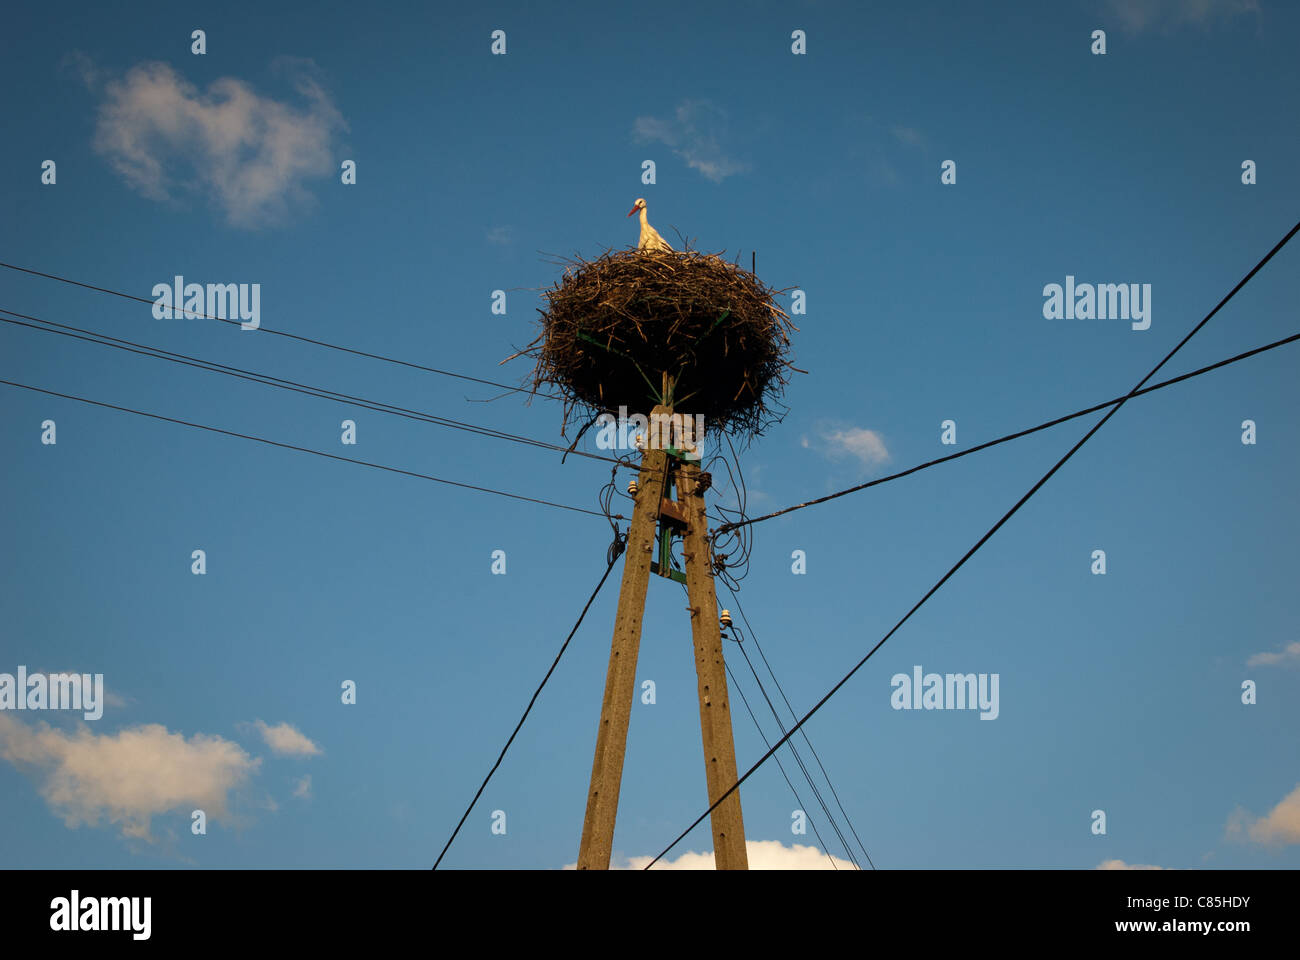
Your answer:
715;327;1300;537
723;657;842;870
730;630;861;869
0;378;622;520
596;452;641;552
0;260;558;399
705;434;754;589
433;550;623;869
0;307;626;468
645;216;1300;868
676;580;842;869
725;585;875;869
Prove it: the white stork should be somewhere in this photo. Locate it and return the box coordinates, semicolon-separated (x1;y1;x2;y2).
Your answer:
628;198;674;252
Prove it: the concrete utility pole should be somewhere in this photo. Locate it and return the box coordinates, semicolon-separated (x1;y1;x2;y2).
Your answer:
577;406;748;870
680;458;748;869
577;406;668;869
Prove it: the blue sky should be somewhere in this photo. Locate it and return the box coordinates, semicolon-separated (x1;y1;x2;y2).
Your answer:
2;0;1298;870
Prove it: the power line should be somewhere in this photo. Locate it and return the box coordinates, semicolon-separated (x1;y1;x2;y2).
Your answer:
690;480;870;868
723;658;843;870
0;260;558;400
707;435;755;589
0;306;626;468
726;585;875;869
646;217;1300;867
0;378;621;520
28;256;1292;500
717;327;1300;536
433;552;622;869
674;579;844;869
12;305;1294;497
731;635;862;869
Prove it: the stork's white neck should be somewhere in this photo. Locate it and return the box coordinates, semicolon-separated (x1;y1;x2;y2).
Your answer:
639;206;649;226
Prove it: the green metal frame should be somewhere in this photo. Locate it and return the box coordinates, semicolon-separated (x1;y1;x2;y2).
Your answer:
648;450;697;585
651;522;687;584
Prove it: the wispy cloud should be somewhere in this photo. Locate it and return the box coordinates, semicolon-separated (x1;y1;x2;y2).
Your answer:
564;839;857;870
253;720;321;757
0;714;258;841
293;774;313;799
802;425;891;472
1104;0;1260;34
1246;641;1300;668
88;58;345;229
634;100;748;183
1228;782;1300;846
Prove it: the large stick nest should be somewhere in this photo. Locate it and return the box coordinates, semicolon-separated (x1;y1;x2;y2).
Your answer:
514;249;800;439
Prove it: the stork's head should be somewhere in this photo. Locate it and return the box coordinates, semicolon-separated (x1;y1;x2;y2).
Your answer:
627;198;647;217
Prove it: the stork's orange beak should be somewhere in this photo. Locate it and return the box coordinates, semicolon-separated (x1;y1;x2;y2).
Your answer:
627;205;638;216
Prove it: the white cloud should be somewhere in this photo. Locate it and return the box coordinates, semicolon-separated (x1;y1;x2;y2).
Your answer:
564;839;857;870
633;100;748;183
0;714;259;841
1228;783;1300;846
1246;641;1300;668
90;59;345;228
825;427;890;467
1097;859;1164;870
806;425;890;471
1104;0;1260;34
253;720;321;757
293;774;313;799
